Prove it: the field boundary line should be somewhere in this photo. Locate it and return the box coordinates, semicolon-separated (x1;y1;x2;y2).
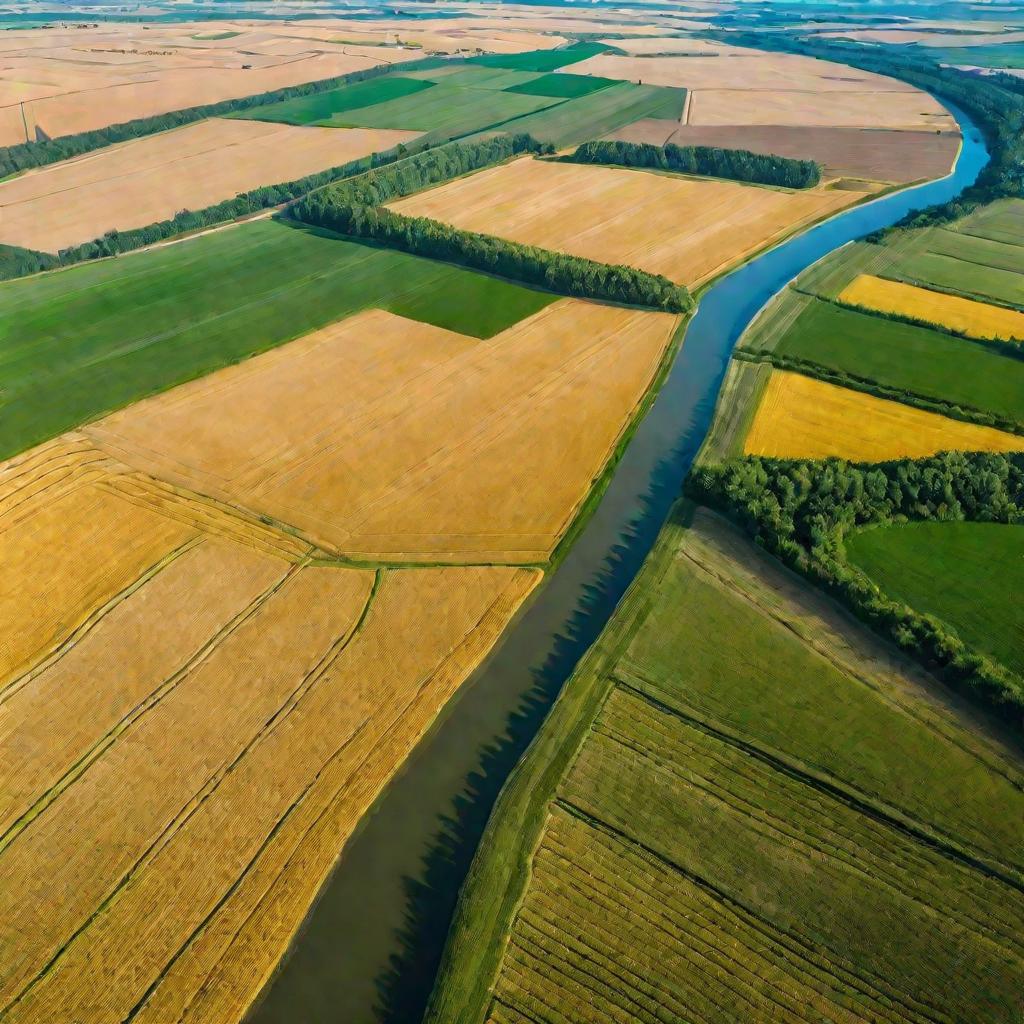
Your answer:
0;535;203;707
612;672;1024;895
553;799;951;1024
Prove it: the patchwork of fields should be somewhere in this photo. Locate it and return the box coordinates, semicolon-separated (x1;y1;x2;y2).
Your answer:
0;119;418;254
429;509;1024;1024
390;156;864;286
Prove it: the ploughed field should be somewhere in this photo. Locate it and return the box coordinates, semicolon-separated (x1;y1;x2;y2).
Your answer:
734;197;1024;460
428;510;1024;1024
0;119;418;254
390;155;865;286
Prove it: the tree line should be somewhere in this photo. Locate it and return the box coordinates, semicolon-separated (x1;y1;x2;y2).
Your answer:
309;132;550;208
688;451;1024;728
0;56;444;177
293;201;692;312
569;139;822;189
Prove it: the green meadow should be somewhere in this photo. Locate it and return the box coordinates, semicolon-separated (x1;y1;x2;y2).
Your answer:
848;521;1024;676
0;218;555;460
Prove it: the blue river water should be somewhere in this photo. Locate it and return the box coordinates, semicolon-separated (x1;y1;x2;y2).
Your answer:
248;98;988;1024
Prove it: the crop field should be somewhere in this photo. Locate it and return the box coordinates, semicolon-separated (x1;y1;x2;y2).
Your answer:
841;274;1024;340
644;124;961;184
0;24;416;145
848;522;1024;676
922;227;1024;275
0;431;539;1024
0;119;419;254
493;81;686;148
0;218;556;460
890;249;1024;307
233;75;435;125
743;369;1024;460
504;72;616;98
920;42;1024;69
953;197;1024;246
85;301;678;563
769;297;1024;424
430;508;1024;1024
391;157;862;286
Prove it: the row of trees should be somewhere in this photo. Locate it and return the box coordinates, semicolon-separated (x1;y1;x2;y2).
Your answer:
305;133;549;210
293;201;693;312
570;139;821;189
0;243;60;282
0;56;443;177
688;451;1024;728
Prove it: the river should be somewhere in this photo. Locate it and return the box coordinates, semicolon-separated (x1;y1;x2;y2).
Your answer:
247;97;988;1024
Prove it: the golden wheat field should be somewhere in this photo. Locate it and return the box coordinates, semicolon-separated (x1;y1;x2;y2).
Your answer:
0;432;539;1024
0;119;419;253
744;370;1024;461
86;302;677;562
390;157;864;286
840;274;1024;341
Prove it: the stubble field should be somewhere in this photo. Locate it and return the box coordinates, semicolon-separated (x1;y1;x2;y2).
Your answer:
85;301;678;563
0;118;419;254
390;156;864;286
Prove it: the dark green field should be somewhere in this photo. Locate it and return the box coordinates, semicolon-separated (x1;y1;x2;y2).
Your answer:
428;508;1024;1023
773;297;1024;423
920;41;1024;68
234;76;435;125
497;82;687;148
468;41;611;72
505;72;617;98
848;521;1024;676
0;218;555;461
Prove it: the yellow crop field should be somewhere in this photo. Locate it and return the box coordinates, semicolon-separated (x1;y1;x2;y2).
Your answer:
86;302;678;563
0;119;419;254
744;370;1024;461
0;560;537;1024
390;157;863;286
840;274;1024;341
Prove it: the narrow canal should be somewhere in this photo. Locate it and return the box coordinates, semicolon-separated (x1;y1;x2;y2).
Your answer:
249;97;988;1024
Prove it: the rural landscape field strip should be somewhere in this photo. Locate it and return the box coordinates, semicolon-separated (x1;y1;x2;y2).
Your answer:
743;369;1024;460
840;273;1024;341
446;511;1024;1024
391;156;862;286
85;302;678;563
0;119;419;254
0;218;557;460
848;522;1024;677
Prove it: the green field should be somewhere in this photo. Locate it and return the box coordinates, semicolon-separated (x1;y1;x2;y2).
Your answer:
428;507;1024;1023
505;71;617;98
848;521;1024;676
920;41;1024;68
890;249;1024;307
423;67;542;90
468;41;611;72
328;81;562;136
234;76;435;125
770;296;1024;423
0;218;556;460
926;225;1024;275
497;82;687;148
952;197;1024;245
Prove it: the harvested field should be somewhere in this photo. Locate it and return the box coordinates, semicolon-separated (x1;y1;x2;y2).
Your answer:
0;39;415;145
0;118;418;254
0;545;538;1024
428;508;1024;1024
390;156;864;285
85;302;678;563
0;218;556;460
689;88;956;129
743;369;1024;461
621;124;962;184
841;274;1024;340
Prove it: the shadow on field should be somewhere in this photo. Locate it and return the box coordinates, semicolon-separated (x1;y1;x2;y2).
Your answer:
372;452;686;1024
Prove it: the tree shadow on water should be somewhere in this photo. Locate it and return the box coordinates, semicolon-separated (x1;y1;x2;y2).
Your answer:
372;451;686;1024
